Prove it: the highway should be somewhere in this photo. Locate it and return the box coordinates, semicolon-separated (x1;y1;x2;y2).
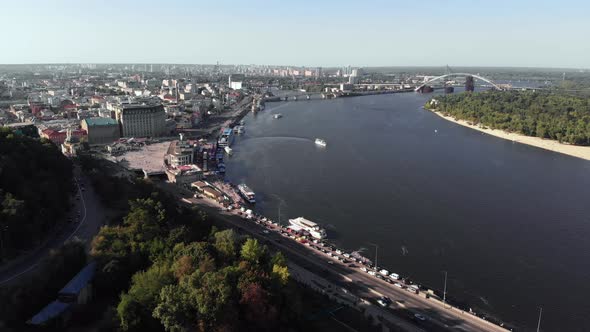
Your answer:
180;196;510;332
0;165;106;286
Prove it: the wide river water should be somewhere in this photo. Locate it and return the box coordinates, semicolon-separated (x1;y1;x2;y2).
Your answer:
224;92;590;331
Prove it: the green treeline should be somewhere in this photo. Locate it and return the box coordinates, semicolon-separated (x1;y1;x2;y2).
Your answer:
426;91;590;145
0;127;73;260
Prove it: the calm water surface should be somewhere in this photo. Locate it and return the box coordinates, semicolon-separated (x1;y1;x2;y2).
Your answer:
224;92;590;331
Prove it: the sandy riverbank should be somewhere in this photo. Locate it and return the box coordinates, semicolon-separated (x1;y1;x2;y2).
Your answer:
430;110;590;161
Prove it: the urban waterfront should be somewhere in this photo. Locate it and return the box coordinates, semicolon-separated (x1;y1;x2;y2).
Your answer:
225;92;590;331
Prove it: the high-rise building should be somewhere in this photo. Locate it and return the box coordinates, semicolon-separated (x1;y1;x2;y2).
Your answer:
114;100;166;137
228;74;245;90
316;67;323;78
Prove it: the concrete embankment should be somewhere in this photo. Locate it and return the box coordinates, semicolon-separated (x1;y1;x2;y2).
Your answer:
429;109;590;161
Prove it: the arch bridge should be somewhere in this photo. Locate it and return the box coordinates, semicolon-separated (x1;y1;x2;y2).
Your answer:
415;73;503;92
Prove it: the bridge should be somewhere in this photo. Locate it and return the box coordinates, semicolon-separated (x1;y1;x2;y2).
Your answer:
415;73;504;92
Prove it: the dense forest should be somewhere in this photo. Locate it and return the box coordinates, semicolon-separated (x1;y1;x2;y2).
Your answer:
0;127;73;260
426;90;590;145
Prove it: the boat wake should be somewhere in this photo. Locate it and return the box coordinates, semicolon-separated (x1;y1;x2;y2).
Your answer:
265;102;291;112
479;296;490;306
401;246;409;256
245;136;314;143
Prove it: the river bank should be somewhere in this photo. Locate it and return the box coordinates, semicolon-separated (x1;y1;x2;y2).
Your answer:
429;109;590;161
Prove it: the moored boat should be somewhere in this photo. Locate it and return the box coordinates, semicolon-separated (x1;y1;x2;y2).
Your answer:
237;184;255;203
288;217;326;239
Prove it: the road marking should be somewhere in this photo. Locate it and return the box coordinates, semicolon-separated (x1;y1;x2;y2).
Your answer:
65;177;87;242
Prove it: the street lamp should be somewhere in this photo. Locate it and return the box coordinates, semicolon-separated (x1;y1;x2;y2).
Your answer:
536;307;543;332
368;242;378;271
442;271;448;307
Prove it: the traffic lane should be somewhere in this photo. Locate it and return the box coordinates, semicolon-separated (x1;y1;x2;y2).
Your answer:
70;173;106;248
312;254;499;332
357;274;502;332
263;232;503;332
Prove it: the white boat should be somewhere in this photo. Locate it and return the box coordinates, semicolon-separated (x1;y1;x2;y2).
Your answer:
224;146;233;155
288;217;326;239
274;113;283;119
314;138;327;147
237;126;245;134
240;120;245;126
237;184;255;203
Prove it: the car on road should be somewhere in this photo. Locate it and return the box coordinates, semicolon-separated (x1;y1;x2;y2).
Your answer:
327;261;334;265
377;296;391;307
360;267;368;272
414;313;427;321
348;263;356;268
394;283;404;288
262;230;269;234
368;270;377;276
377;299;388;307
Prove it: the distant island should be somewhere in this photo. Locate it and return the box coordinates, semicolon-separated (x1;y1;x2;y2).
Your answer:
426;91;590;161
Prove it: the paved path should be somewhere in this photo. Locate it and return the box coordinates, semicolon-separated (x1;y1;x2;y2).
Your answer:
0;166;106;286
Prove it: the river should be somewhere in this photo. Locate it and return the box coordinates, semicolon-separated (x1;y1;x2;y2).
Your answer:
224;91;590;331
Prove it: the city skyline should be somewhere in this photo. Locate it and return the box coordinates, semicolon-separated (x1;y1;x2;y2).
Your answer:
1;0;590;68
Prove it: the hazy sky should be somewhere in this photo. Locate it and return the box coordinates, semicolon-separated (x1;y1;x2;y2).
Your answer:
1;0;589;68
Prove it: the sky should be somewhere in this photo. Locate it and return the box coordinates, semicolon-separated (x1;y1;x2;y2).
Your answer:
1;0;589;68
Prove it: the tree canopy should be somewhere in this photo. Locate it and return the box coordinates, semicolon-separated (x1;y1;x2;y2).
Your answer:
0;127;73;260
427;90;590;145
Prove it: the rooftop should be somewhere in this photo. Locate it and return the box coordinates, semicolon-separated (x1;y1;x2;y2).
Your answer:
83;117;118;127
29;301;71;325
59;262;96;296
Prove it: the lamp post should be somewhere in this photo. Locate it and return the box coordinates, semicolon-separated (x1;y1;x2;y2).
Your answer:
368;242;378;271
442;271;448;307
536;307;543;332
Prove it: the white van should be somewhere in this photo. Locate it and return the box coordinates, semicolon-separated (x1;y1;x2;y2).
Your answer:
389;273;400;280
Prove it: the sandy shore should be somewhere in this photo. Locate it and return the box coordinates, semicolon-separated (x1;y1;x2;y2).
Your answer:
429;110;590;161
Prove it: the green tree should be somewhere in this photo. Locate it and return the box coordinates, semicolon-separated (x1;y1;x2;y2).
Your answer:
240;238;264;264
117;262;174;331
194;270;233;322
272;264;290;286
213;229;239;262
152;284;194;332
